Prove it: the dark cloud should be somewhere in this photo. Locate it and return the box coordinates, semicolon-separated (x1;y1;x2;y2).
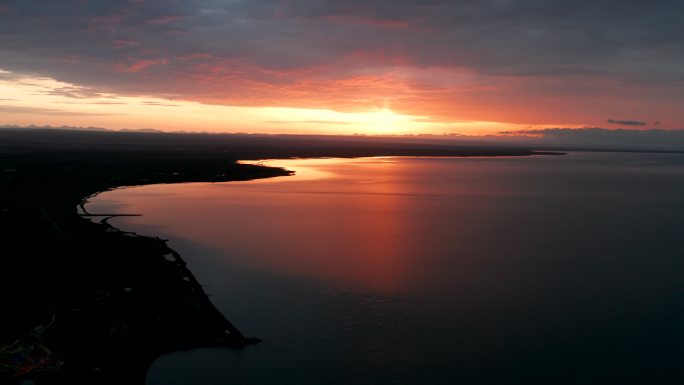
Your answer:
500;127;684;151
42;86;113;99
0;124;164;133
142;101;181;107
119;127;164;132
0;0;683;116
56;100;127;105
89;101;127;105
0;124;110;131
0;105;120;116
263;120;353;125
607;119;647;126
0;71;22;81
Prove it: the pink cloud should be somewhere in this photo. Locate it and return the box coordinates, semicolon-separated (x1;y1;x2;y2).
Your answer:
115;58;169;73
345;49;410;67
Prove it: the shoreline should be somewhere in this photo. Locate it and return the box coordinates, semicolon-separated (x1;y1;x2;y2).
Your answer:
0;129;564;384
1;160;291;384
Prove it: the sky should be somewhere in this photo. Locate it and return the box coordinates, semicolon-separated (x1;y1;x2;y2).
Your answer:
0;0;683;136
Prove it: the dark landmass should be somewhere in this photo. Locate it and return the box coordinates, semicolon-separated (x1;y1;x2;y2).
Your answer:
0;127;563;158
0;128;562;384
6;125;684;154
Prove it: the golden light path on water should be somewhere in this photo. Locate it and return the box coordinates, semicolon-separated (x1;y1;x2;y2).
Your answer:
239;157;399;182
228;157;414;292
83;153;684;385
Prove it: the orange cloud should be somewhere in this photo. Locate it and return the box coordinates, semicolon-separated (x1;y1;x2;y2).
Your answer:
114;58;169;73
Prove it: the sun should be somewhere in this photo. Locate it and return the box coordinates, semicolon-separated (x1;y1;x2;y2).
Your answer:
354;108;415;134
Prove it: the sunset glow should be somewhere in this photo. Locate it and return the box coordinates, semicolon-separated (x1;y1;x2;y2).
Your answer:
1;1;682;135
3;2;684;383
0;70;565;135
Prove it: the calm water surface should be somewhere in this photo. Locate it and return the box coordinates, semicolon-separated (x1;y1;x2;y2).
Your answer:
88;153;684;385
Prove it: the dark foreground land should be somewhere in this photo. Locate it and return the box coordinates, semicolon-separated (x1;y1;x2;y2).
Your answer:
0;129;561;384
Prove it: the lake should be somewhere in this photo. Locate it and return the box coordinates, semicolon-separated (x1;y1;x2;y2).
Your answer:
87;153;684;385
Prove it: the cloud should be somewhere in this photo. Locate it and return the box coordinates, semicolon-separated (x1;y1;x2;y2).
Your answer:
263;120;353;125
0;0;683;125
119;127;164;132
0;124;110;131
500;127;684;151
607;119;647;126
142;101;180;107
56;100;127;105
0;71;21;81
42;86;113;99
0;105;120;116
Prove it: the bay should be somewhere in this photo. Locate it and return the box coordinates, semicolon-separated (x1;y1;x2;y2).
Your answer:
87;153;684;385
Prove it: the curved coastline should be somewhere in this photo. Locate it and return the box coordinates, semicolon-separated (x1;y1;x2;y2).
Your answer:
1;159;291;385
0;128;564;384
